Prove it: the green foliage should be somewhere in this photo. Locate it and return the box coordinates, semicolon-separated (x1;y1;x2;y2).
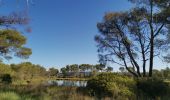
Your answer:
60;67;67;77
161;67;170;79
86;73;135;99
105;66;113;72
0;63;15;76
0;92;20;100
137;78;170;99
48;67;59;77
95;0;170;77
1;74;12;84
60;64;109;78
0;10;32;61
147;67;170;80
16;47;32;59
119;67;125;73
12;62;47;79
0;85;94;100
94;64;105;72
0;29;32;60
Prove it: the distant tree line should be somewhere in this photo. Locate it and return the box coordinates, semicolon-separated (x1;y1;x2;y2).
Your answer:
60;64;113;78
118;66;170;80
0;62;114;84
152;67;170;80
0;61;170;84
0;62;54;84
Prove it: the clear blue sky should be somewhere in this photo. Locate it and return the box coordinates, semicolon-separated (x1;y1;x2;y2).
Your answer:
0;0;168;70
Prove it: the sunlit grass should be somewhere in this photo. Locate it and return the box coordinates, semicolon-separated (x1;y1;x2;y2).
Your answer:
0;92;20;100
0;85;94;100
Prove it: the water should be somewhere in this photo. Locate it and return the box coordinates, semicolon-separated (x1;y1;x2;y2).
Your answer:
48;80;87;87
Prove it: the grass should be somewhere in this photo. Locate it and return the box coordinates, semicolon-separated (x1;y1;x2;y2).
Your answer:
0;84;95;100
0;92;20;100
12;77;49;85
0;84;115;100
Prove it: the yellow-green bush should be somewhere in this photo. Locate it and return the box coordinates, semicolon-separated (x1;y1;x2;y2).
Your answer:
0;92;20;100
86;73;136;99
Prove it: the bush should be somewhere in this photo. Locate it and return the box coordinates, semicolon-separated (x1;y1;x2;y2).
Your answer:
1;74;12;84
0;92;20;100
86;73;136;99
136;78;170;99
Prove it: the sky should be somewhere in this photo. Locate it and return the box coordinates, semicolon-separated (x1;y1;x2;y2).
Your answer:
0;0;168;70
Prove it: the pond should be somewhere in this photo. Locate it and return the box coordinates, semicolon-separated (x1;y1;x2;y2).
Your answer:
48;80;87;87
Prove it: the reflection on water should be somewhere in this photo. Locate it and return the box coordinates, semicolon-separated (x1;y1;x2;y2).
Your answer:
48;80;87;87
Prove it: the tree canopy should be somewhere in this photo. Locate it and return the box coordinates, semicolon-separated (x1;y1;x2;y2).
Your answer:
95;0;170;77
0;12;31;61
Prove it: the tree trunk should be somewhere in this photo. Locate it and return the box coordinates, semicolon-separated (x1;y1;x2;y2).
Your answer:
126;46;141;77
149;0;154;77
149;37;154;77
142;50;146;77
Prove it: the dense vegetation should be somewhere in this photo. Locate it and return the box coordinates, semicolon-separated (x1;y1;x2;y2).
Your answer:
87;73;136;99
0;71;170;100
0;85;93;100
0;0;170;100
87;73;170;100
0;62;113;84
0;61;170;100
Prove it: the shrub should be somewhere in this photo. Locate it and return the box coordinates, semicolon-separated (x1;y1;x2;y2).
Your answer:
1;74;12;84
0;92;20;100
86;73;136;99
136;78;170;99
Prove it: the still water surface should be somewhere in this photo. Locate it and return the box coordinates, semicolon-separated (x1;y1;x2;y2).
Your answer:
48;80;87;87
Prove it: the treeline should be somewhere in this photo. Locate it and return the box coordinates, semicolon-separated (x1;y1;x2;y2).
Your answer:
60;64;113;78
0;62;50;84
118;67;170;80
0;62;114;84
0;62;65;84
152;67;170;80
1;61;170;84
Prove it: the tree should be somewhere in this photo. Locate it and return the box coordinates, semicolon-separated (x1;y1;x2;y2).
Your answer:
119;67;125;73
0;12;32;61
69;64;79;77
95;0;170;77
60;67;67;77
152;69;162;78
79;64;91;72
69;64;79;72
65;65;71;72
79;64;89;77
0;0;32;61
94;64;105;72
106;66;113;72
48;67;59;77
162;67;170;79
12;62;47;80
